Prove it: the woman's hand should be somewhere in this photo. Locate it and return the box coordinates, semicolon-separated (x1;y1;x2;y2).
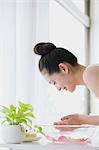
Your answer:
61;114;86;124
54;114;88;131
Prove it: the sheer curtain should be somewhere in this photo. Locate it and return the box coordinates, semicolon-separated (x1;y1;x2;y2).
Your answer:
0;0;16;106
16;0;36;103
0;0;36;106
0;0;51;125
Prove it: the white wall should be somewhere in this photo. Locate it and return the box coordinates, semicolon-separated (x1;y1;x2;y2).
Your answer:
49;0;88;117
32;0;90;125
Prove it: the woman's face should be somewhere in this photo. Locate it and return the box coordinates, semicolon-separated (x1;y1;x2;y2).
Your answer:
42;64;77;92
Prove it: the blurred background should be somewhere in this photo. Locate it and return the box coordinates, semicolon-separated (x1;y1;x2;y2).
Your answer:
0;0;99;125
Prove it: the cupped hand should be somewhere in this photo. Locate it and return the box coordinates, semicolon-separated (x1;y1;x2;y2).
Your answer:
54;114;88;131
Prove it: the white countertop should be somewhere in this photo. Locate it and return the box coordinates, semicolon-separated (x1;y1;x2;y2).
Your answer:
0;142;99;150
1;125;99;150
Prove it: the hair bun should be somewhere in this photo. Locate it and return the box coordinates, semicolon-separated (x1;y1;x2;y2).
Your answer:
34;42;56;56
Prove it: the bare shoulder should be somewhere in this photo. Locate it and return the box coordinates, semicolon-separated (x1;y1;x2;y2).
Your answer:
83;66;99;81
83;65;99;82
83;65;99;98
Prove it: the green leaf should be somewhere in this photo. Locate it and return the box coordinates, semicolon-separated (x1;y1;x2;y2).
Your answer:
18;118;27;124
18;102;33;112
1;106;9;114
6;116;12;124
0;101;36;127
1;120;7;125
24;112;36;118
9;105;16;113
25;117;32;125
34;125;46;136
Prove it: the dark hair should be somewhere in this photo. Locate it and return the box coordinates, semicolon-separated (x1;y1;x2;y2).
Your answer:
33;42;78;75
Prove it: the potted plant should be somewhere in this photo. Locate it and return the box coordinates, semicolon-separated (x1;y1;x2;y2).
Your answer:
0;101;45;143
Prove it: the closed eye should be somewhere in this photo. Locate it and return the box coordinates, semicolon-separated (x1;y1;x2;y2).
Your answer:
53;82;56;85
58;88;61;91
49;81;56;85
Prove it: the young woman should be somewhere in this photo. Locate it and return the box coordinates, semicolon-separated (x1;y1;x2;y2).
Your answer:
33;42;99;131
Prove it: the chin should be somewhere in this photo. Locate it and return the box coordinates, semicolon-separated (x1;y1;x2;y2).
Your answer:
70;87;76;92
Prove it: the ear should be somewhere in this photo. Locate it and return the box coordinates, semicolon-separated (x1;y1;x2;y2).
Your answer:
58;63;69;74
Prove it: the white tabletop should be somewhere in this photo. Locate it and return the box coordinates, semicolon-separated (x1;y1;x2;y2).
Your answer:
0;125;99;150
0;142;99;150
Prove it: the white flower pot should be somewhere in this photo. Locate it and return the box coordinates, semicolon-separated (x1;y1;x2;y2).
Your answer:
0;125;24;143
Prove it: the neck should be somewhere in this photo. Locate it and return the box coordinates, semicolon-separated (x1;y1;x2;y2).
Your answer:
74;64;86;85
